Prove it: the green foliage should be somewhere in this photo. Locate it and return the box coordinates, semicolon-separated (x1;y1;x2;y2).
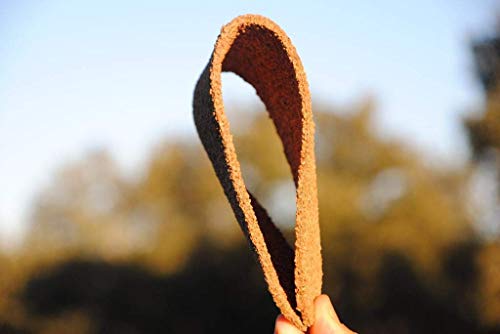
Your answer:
1;29;499;332
0;98;497;333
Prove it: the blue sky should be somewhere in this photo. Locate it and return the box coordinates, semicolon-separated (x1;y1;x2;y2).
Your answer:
0;0;498;246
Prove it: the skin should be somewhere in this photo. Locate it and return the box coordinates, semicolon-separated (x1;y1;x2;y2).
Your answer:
274;295;357;334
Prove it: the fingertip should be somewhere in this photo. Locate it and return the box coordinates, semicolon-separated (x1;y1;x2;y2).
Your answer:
311;295;358;334
274;315;303;334
314;294;340;322
275;314;287;326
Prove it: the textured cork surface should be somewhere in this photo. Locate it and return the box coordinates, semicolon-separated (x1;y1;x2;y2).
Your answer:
192;14;322;331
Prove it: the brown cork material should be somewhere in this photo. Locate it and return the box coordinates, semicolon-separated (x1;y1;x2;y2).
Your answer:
192;14;322;331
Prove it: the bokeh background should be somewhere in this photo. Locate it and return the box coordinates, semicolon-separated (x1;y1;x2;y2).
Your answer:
1;1;500;333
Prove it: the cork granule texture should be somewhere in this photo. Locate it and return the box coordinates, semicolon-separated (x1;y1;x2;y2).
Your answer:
193;14;322;331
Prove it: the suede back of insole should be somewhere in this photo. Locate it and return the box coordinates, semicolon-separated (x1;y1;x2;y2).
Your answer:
192;14;322;331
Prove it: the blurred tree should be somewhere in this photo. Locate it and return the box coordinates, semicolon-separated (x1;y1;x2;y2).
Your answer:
0;26;498;334
25;142;244;267
464;27;500;329
10;99;483;333
27;150;134;255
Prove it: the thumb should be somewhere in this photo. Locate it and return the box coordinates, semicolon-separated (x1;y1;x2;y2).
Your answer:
309;295;356;334
274;315;303;334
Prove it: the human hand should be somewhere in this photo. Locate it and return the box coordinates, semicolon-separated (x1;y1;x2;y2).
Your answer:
274;295;357;334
